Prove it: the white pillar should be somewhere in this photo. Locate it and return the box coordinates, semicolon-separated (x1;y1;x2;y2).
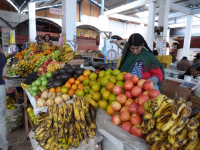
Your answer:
62;0;77;41
182;15;193;57
156;0;170;55
28;2;36;42
146;1;156;50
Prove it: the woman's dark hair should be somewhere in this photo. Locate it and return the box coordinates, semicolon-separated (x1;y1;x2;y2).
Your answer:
44;34;52;41
191;62;200;71
128;33;152;53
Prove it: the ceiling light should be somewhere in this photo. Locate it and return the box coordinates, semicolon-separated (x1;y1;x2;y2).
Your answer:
189;5;193;8
145;4;149;7
7;0;20;13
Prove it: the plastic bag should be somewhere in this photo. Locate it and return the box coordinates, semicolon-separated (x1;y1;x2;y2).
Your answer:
96;109;148;150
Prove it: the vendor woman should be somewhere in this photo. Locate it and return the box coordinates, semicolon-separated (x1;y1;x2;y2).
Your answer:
119;33;164;90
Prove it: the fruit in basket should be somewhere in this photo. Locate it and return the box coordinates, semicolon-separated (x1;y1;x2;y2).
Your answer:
99;70;105;78
137;79;146;87
105;69;112;75
116;73;124;81
111;101;121;112
98;99;108;109
112;69;120;76
121;121;132;133
15;60;35;77
124;73;132;81
131;126;142;137
148;89;160;99
120;111;130;121
142;80;154;91
102;91;111;100
89;73;98;80
105;82;115;92
124;80;134;91
111;113;121;125
130;75;139;84
117;94;127;104
131;86;143;97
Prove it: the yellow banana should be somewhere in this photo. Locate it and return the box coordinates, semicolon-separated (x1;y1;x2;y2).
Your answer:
188;130;198;142
187;117;200;131
183;137;199;150
172;103;186;120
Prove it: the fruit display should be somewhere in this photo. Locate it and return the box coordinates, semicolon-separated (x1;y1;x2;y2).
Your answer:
27;72;52;97
52;50;60;61
15;60;35;78
60;45;74;63
141;95;200;149
6;96;17;109
34;55;51;72
33;97;97;149
6;66;17;77
27;107;38;124
23;72;39;85
46;61;61;73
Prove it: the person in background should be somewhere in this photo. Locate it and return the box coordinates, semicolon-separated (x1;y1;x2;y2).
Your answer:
177;56;191;71
193;53;200;63
178;61;200;82
169;52;177;62
119;33;164;90
153;50;158;56
43;34;53;47
0;44;8;150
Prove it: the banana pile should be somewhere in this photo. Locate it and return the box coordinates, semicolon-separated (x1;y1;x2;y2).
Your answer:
33;97;96;149
60;45;74;63
15;60;35;77
47;63;61;72
142;94;200;149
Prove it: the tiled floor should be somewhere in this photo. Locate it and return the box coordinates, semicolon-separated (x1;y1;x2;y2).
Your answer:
7;126;32;150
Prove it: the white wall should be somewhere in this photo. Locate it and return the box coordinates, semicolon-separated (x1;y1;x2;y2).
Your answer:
177;48;200;61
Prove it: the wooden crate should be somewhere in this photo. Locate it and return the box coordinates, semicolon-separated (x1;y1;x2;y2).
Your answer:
68;59;84;66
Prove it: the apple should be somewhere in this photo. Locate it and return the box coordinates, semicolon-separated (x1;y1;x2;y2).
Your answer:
131;86;143;97
137;94;149;105
137;79;146;87
131;126;142;137
120;106;129;113
124;73;132;81
148;89;160;99
130;114;142;125
143;91;149;96
130;75;139;84
138;105;145;115
121;121;132;133
113;86;123;95
111;101;122;112
142;80;154;91
125;91;133;99
125;99;134;107
128;102;139;114
120;111;130;121
117;94;127;104
111;113;121;125
124;80;134;91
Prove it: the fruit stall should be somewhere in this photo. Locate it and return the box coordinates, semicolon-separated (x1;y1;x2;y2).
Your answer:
5;41;200;150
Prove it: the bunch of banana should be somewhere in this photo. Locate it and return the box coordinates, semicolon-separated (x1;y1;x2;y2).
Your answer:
47;63;61;72
33;97;97;149
15;59;35;77
60;45;74;63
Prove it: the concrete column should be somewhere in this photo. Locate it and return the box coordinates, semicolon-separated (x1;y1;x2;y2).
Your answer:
182;15;193;57
28;2;36;42
101;0;105;15
146;1;156;50
156;0;170;55
62;0;77;41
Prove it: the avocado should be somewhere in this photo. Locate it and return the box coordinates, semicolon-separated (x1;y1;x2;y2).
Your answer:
54;80;63;87
53;70;59;77
65;68;75;74
59;68;66;74
55;75;62;81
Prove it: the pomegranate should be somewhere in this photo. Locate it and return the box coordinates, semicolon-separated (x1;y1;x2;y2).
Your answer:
121;121;132;133
142;80;154;91
138;104;145;115
117;94;127;104
131;126;142;137
135;98;138;104
137;79;146;87
143;91;149;96
130;114;142;125
120;106;129;113
130;75;139;84
113;86;123;95
111;101;122;112
120;111;131;121
124;80;134;91
137;94;150;105
124;73;132;81
111;113;121;125
125;99;134;107
128;102;139;114
148;89;160;99
131;86;143;97
38;67;43;72
125;91;133;99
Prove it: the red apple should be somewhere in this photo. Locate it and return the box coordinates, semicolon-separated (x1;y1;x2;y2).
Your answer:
131;86;143;97
124;80;134;91
125;99;134;107
138;104;145;115
111;113;121;125
128;102;139;114
143;91;149;96
137;79;146;87
137;94;150;105
124;73;132;81
95;69;100;74
130;75;139;84
121;121;132;133
113;86;123;95
142;80;154;91
111;101;122;112
148;89;160;99
117;94;127;104
130;114;142;125
125;91;133;99
120;106;129;113
37;67;43;72
131;126;142;137
120;111;130;121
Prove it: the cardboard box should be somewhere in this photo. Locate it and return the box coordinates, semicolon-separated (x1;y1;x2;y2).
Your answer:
190;96;200;107
161;79;194;100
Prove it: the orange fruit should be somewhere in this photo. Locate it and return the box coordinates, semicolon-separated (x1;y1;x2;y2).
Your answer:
79;75;85;82
65;82;71;89
68;88;75;97
61;86;68;94
71;84;78;90
68;78;75;84
84;76;89;79
75;89;85;97
83;70;91;77
78;84;84;90
56;87;61;93
106;105;115;115
49;88;56;92
75;80;81;85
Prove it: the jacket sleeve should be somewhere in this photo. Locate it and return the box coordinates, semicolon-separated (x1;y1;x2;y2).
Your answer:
149;67;163;82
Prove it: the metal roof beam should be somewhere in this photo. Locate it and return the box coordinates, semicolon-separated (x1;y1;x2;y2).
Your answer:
104;0;156;16
192;9;200;15
170;1;192;14
109;14;143;24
